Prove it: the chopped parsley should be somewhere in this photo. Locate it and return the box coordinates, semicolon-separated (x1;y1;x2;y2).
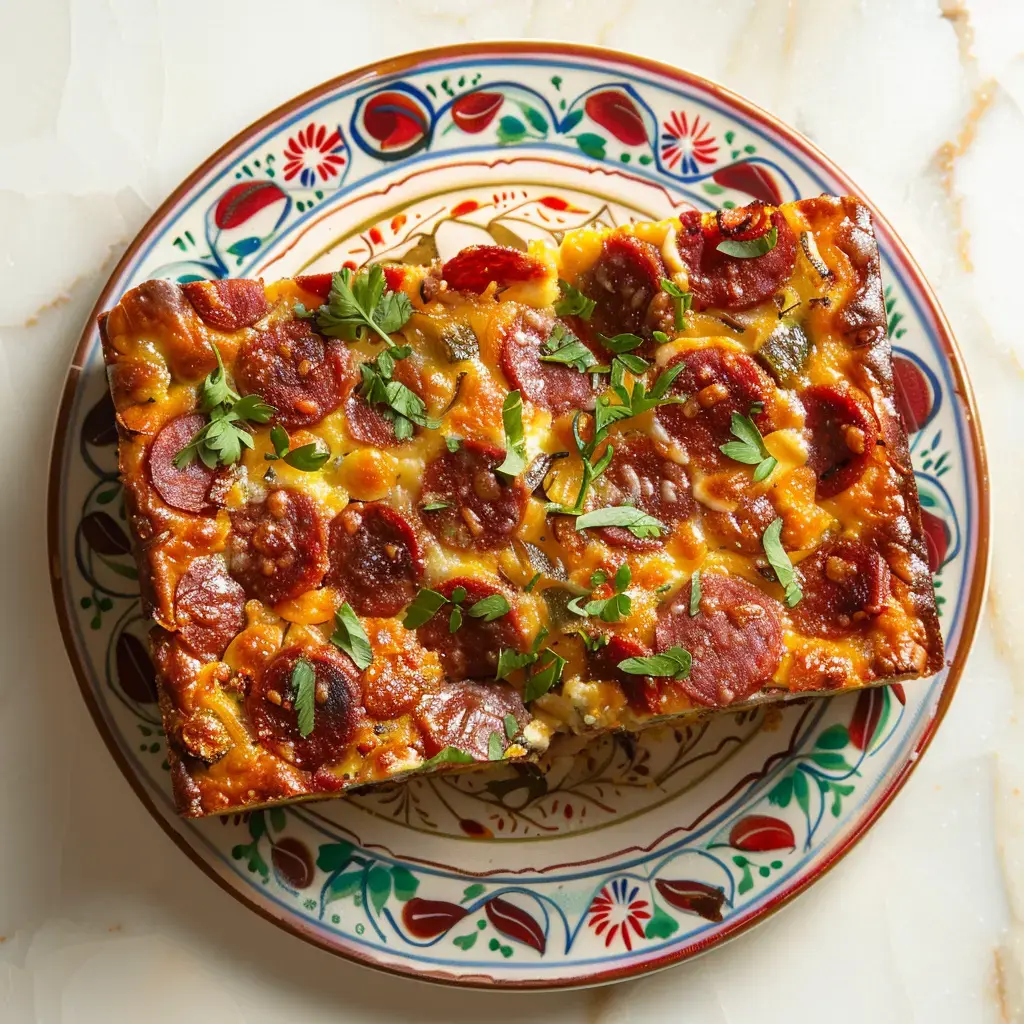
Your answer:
290;657;316;737
717;226;778;259
303;264;413;347
264;423;332;472
554;279;596;320
330;603;373;670
174;342;275;469
617;646;692;679
720;409;777;482
496;390;528;478
659;278;693;330
762;517;802;607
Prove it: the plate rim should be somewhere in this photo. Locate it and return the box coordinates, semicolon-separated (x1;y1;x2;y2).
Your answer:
46;39;991;990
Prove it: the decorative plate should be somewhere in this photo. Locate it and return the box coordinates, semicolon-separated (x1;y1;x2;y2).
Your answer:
48;42;988;989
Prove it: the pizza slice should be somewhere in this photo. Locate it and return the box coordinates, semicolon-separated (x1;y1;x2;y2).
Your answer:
99;194;942;817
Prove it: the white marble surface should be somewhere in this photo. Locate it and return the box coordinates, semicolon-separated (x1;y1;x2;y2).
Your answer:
1;0;1022;1020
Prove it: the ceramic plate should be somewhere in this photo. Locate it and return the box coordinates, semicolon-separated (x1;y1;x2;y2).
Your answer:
48;42;988;989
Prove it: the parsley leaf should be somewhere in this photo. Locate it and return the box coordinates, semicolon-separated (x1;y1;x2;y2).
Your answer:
576;631;610;653
421;501;454;512
538;322;598;373
358;349;439;439
524;571;542;593
174;375;275;470
313;264;413;346
719;409;777;481
199;341;239;410
264;424;332;472
488;730;505;761
716;226;778;259
467;594;511;622
554;279;596;320
659;279;693;331
504;713;520;740
403;588;448;628
763;517;802;607
496;390;528;478
617;646;692;679
449;605;463;632
330;603;373;670
615;352;650;375
524;649;566;702
567;563;632;622
496;647;539;680
599;332;645;354
444;435;463;452
575;506;665;539
689;569;702;616
418;746;476;771
291;658;316;737
544;412;615;517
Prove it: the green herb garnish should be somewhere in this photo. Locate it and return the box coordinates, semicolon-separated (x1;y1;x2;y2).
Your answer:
538;322;598;373
403;588;449;628
659;279;693;331
358;346;439;440
467;594;511;622
418;746;476;771
575;506;665;540
719;410;777;482
762;517;802;607
263;423;332;472
503;714;520;740
568;562;633;623
330;603;373;670
421;501;453;512
306;264;413;347
496;390;528;478
716;226;778;259
291;658;316;737
554;279;596;320
524;649;567;702
488;730;505;761
617;646;692;679
174;345;276;469
689;570;702;616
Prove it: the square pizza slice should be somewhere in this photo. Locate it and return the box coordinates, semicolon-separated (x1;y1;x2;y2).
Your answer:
99;194;942;817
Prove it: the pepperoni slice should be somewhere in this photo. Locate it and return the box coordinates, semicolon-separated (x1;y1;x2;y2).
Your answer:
246;644;362;770
234;320;351;430
699;469;777;554
585;634;661;713
802;385;879;499
416;680;530;760
181;279;269;331
228;489;328;605
174;556;246;659
655;573;783;707
656;347;778;468
589;434;695;551
676;204;797;311
294;272;333;301
442;245;546;294
420;440;528;551
579;234;669;343
148;413;218;514
326;503;424;616
416;578;527;681
499;310;596;415
343;357;423;447
793;539;891;639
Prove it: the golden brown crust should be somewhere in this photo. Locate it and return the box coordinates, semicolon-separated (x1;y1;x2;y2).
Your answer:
100;199;942;817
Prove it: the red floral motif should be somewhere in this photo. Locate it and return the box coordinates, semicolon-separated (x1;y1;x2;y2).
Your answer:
585;89;648;146
587;878;651;950
282;122;347;187
451;92;504;133
660;111;719;175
